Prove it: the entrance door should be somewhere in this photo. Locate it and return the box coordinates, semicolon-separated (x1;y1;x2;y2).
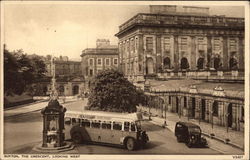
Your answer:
73;85;79;95
214;57;221;70
146;58;154;74
180;57;189;70
163;57;171;69
201;99;206;120
197;58;204;70
191;98;196;118
228;103;233;128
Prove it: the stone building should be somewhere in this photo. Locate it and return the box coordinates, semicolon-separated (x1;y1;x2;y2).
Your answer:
143;79;244;132
36;56;84;96
115;5;245;82
81;39;119;90
45;56;81;77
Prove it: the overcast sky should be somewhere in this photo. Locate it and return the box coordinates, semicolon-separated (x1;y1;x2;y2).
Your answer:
3;2;245;60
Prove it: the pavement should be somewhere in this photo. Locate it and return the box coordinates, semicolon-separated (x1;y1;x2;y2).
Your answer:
4;96;81;118
138;106;244;155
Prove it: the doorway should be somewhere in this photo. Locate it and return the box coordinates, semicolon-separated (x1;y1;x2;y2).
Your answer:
191;97;196;118
228;103;233;128
201;99;206;120
73;85;79;95
146;58;154;74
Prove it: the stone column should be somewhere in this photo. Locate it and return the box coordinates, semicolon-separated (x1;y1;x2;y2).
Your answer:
207;36;212;69
156;35;162;73
195;98;201;120
173;35;179;70
223;102;230;127
138;34;144;75
223;36;229;70
231;103;237;130
238;37;244;70
190;36;196;70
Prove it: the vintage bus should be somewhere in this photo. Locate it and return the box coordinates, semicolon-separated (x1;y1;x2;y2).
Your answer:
64;111;149;150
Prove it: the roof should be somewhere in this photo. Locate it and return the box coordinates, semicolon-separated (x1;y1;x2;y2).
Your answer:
65;110;143;122
81;48;118;57
149;79;244;99
177;121;200;128
115;12;244;37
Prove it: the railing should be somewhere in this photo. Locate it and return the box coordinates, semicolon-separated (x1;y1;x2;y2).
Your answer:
156;70;244;82
118;13;244;32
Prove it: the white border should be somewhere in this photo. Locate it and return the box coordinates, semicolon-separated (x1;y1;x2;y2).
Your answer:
1;1;249;160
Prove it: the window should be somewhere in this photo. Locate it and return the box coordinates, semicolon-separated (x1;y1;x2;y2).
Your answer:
113;58;118;65
89;58;94;66
184;97;187;108
229;38;237;51
124;122;130;131
180;37;188;50
102;121;111;130
131;122;136;132
91;121;101;128
163;37;171;51
197;37;206;51
72;118;80;125
105;58;110;66
213;38;221;51
89;69;93;76
81;119;90;127
97;58;102;66
113;122;122;130
146;37;153;51
65;117;71;125
169;96;171;104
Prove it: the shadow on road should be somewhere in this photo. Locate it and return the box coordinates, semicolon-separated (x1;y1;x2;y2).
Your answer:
4;112;42;123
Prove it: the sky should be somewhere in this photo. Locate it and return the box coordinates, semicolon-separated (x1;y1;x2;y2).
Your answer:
3;2;245;60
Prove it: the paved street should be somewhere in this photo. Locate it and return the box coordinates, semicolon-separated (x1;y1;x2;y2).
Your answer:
4;99;221;154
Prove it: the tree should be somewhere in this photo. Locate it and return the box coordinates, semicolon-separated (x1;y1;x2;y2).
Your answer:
4;48;47;95
87;69;144;113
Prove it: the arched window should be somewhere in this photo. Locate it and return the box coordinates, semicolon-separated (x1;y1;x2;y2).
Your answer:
229;57;238;70
197;58;204;70
163;57;171;69
214;57;221;70
180;57;189;70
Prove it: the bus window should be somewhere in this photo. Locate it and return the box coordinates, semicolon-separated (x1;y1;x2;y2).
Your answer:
131;122;136;132
91;120;101;128
102;121;111;130
81;119;90;127
113;122;122;130
65;117;71;125
124;122;130;131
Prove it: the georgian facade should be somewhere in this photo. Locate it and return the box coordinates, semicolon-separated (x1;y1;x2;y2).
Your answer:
81;39;119;90
115;6;244;82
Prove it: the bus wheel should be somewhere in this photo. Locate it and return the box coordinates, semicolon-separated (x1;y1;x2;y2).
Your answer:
126;138;135;151
72;132;83;144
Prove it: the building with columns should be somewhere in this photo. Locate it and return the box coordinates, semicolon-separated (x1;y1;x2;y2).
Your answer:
81;39;119;90
143;79;244;132
115;5;244;82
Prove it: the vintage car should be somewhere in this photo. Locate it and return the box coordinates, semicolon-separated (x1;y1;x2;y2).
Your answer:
175;121;207;147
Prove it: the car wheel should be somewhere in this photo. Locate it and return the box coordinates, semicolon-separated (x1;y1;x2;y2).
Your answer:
72;132;83;144
126;138;135;151
185;139;192;148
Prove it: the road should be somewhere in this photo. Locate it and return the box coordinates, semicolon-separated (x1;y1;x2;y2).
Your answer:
4;99;220;154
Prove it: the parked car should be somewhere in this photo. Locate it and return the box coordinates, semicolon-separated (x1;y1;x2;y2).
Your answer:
175;121;207;147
